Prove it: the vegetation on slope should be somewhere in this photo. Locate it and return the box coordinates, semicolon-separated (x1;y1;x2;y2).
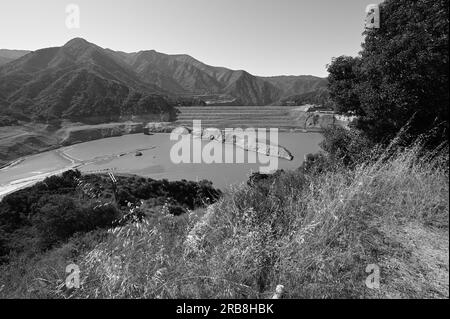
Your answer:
0;39;176;124
0;132;447;298
280;87;332;107
0;171;221;264
0;49;30;66
0;38;329;123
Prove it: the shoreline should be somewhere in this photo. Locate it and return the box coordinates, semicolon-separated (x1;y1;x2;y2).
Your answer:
0;123;323;171
0;143;160;200
0;126;323;200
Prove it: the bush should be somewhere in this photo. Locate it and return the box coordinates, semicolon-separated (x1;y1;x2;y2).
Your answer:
319;126;376;167
0;229;108;298
32;195;120;249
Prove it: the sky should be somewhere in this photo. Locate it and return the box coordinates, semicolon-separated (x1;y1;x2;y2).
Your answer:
0;0;383;77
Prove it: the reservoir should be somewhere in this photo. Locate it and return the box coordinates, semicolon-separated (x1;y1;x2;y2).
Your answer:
0;132;323;196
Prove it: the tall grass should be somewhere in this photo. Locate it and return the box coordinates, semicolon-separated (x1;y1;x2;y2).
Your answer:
56;142;447;299
1;142;448;298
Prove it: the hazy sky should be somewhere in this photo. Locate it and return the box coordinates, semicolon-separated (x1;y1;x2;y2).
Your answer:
0;0;383;77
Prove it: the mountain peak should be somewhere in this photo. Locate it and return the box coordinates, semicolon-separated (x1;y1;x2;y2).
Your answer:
136;49;158;57
64;38;92;48
1;38;327;111
59;38;101;61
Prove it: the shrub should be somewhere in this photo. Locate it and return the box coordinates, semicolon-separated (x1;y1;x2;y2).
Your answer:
319;126;375;167
32;195;120;249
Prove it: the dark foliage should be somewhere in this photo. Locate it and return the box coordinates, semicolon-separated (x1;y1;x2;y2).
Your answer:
328;0;449;145
0;115;18;126
31;194;120;249
327;56;362;115
113;176;221;209
0;170;221;261
170;97;207;106
319;126;375;167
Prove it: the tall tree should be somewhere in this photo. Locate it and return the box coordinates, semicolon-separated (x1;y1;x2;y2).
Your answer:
328;0;449;144
327;56;362;115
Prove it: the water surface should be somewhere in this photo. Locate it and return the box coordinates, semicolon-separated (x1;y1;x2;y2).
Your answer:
0;132;323;195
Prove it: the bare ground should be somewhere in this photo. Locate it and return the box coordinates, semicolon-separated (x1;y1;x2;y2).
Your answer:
369;221;449;298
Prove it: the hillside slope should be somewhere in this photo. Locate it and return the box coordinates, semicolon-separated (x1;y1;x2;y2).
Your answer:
261;75;329;99
112;48;327;105
114;50;282;105
0;39;174;123
0;143;447;298
0;38;328;113
0;49;30;66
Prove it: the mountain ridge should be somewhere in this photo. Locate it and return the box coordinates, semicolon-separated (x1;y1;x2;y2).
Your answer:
0;49;31;66
0;39;173;123
0;38;328;123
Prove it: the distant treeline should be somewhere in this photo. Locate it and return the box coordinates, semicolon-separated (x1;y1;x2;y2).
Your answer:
170;96;207;107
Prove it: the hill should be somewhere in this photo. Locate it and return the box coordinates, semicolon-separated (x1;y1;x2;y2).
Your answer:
0;38;328;118
0;140;447;298
113;49;326;105
261;75;328;99
0;49;30;66
0;39;175;123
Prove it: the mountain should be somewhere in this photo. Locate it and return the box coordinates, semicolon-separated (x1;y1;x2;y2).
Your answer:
114;50;326;105
280;87;332;106
261;75;329;99
0;38;328;123
0;49;30;66
0;39;174;123
112;50;282;105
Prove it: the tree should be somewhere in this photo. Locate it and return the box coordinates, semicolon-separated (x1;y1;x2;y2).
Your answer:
327;56;363;115
328;0;449;145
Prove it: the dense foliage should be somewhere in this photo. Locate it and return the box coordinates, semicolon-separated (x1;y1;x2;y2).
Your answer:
0;171;221;262
328;0;449;145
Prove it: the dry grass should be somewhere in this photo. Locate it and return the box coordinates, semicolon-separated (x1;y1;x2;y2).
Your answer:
67;143;448;298
1;142;448;299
